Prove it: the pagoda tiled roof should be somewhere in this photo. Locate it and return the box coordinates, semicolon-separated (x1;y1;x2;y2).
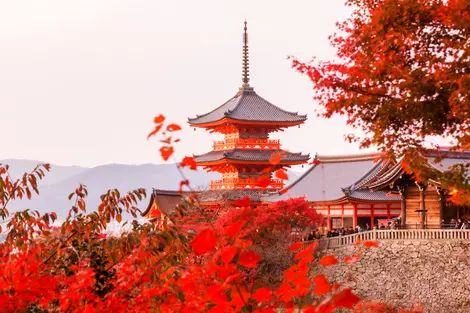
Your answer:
265;153;401;203
194;149;310;163
188;88;307;125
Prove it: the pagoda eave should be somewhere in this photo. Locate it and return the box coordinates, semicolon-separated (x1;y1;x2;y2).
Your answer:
189;117;305;129
196;159;308;167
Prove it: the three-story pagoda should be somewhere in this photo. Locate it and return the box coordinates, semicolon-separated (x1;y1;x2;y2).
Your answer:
189;21;309;206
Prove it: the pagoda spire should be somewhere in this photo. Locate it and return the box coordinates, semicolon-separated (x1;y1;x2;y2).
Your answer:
242;20;250;88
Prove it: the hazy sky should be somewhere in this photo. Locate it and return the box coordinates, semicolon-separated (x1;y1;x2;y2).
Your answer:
0;0;371;167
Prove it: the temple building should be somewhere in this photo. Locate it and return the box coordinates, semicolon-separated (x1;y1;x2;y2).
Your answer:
142;22;470;230
186;21;309;207
267;153;402;229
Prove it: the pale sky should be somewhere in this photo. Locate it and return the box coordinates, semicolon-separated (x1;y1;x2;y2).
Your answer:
0;0;371;167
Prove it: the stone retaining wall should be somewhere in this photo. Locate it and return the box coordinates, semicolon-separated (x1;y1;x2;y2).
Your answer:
314;240;470;313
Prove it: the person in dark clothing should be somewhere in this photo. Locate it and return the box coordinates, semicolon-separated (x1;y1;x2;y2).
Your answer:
307;231;315;241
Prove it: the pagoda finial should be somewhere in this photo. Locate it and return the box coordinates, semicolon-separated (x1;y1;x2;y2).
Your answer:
242;20;250;88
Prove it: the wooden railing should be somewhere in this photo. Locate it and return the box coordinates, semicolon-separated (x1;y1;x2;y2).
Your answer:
303;229;470;250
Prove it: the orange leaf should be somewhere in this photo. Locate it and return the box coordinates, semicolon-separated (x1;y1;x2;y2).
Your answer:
344;253;361;264
238;250;261;268
310;158;320;165
190;228;217;255
234;196;251;207
294;242;317;260
279;186;291;195
269;151;285;165
224;220;244;237
160;137;172;144
313;275;331;296
299;254;315;266
319;255;338;266
261;167;273;173
160;146;174;161
275;169;289;180
256;176;271;188
180;157;197;170
363;240;379;248
288;242;303;251
154;114;165;124
179;179;189;193
147;124;163;139
236;238;252;248
221;246;238;264
332;288;360;308
116;214;122;223
251;287;272;303
167;123;182;132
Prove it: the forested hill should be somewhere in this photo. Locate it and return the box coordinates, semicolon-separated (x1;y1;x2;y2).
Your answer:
1;159;301;220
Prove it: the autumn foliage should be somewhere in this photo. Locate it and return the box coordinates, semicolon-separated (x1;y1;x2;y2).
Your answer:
291;0;470;201
0;113;428;312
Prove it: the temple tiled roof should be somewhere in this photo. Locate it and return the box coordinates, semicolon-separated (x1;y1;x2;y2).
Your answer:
365;148;470;190
346;190;400;202
142;189;273;217
194;149;310;163
142;189;189;217
265;153;401;203
197;189;273;203
188;88;307;125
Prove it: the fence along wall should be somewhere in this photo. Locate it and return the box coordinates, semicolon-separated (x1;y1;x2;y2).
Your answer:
312;230;470;313
307;229;470;250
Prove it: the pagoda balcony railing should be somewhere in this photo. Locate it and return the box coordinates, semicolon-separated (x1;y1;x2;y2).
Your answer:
213;138;281;151
210;177;284;190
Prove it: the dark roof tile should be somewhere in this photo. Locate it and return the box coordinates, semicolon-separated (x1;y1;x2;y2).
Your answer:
188;88;307;125
194;149;309;163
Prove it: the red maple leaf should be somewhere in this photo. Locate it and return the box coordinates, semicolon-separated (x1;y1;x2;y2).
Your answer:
313;274;331;296
153;114;165;124
221;246;238;264
275;169;289;180
190;228;217;255
159;146;174;161
179;180;189;193
269;151;285;165
256;176;271;188
332;288;361;308
234;196;251;207
288;242;303;251
251;287;272;303
310;158;320;165
147;124;163;139
363;240;379;248
294;242;317;260
167;124;182;132
238;250;261;268
180;157;197;170
224;220;244;237
319;255;339;266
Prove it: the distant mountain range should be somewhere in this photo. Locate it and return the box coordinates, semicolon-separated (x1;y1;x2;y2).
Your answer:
1;159;301;220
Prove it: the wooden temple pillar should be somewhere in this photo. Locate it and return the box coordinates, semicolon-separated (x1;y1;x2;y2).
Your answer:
398;185;408;228
416;182;428;229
